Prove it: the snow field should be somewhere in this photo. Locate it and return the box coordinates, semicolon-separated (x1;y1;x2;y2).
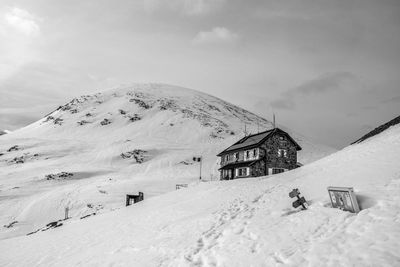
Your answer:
0;84;334;240
0;123;399;266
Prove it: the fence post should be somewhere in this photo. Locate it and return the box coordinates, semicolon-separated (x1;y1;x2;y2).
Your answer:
65;207;69;220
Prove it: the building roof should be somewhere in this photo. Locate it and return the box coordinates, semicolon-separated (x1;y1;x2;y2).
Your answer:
217;128;301;156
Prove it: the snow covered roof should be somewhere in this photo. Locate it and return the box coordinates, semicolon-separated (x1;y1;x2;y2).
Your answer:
217;128;301;156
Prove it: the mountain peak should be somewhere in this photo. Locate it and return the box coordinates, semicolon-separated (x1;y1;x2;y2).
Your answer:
0;83;335;239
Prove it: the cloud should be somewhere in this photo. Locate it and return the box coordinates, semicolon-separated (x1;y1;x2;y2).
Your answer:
382;95;400;103
192;27;239;44
269;99;295;110
3;7;40;36
144;0;226;15
294;72;356;95
270;72;359;109
0;7;42;82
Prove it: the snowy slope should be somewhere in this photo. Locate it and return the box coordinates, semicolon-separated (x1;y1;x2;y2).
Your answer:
0;115;399;266
0;83;334;239
352;115;400;144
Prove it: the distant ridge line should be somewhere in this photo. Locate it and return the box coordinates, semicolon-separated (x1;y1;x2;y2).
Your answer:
351;115;400;145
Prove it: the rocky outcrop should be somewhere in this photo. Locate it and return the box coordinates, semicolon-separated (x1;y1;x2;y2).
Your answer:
121;149;147;163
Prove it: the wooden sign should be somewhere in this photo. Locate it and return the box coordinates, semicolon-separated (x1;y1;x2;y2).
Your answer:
289;188;307;210
327;186;360;213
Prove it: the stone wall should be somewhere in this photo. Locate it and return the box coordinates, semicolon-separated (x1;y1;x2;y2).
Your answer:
260;132;297;170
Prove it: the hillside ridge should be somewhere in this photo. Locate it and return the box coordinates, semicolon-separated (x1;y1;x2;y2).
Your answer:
0;83;335;240
352;115;400;144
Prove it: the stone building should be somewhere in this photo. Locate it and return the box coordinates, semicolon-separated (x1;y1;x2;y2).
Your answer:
217;128;302;180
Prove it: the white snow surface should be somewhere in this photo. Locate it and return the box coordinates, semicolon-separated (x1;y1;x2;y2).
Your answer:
0;84;334;241
0;113;399;266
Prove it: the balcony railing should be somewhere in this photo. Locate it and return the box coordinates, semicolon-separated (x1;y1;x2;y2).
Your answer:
220;158;239;166
220;155;260;166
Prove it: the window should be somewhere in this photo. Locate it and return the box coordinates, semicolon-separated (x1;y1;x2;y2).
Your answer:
223;169;232;179
236;167;249;177
234;152;239;160
272;168;285;174
244;148;258;161
278;149;287;158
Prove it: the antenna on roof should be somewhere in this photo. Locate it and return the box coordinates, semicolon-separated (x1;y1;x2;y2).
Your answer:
273;113;276;129
244;123;247;136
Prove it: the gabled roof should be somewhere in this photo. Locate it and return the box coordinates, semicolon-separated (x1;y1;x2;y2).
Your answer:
217;128;302;156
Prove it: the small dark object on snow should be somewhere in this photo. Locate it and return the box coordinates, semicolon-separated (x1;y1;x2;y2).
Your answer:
128;114;141;122
80;213;96;219
46;221;62;228
27;219;65;235
100;118;111;125
11;156;24;164
45;172;74;180
289;188;307;210
176;184;188;190
193;157;201;162
126;192;144;206
7;145;19;152
77;120;90;125
130;98;152;109
53;117;63;125
4;221;18;228
121;149;146;163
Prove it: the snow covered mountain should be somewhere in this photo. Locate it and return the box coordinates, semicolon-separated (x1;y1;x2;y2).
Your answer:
0;83;334;240
0;104;399;266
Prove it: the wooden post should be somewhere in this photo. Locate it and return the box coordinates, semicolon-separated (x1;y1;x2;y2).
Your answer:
199;157;202;180
126;195;130;206
65;207;69;220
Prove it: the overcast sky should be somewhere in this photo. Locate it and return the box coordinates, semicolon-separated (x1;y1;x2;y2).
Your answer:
0;0;399;148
